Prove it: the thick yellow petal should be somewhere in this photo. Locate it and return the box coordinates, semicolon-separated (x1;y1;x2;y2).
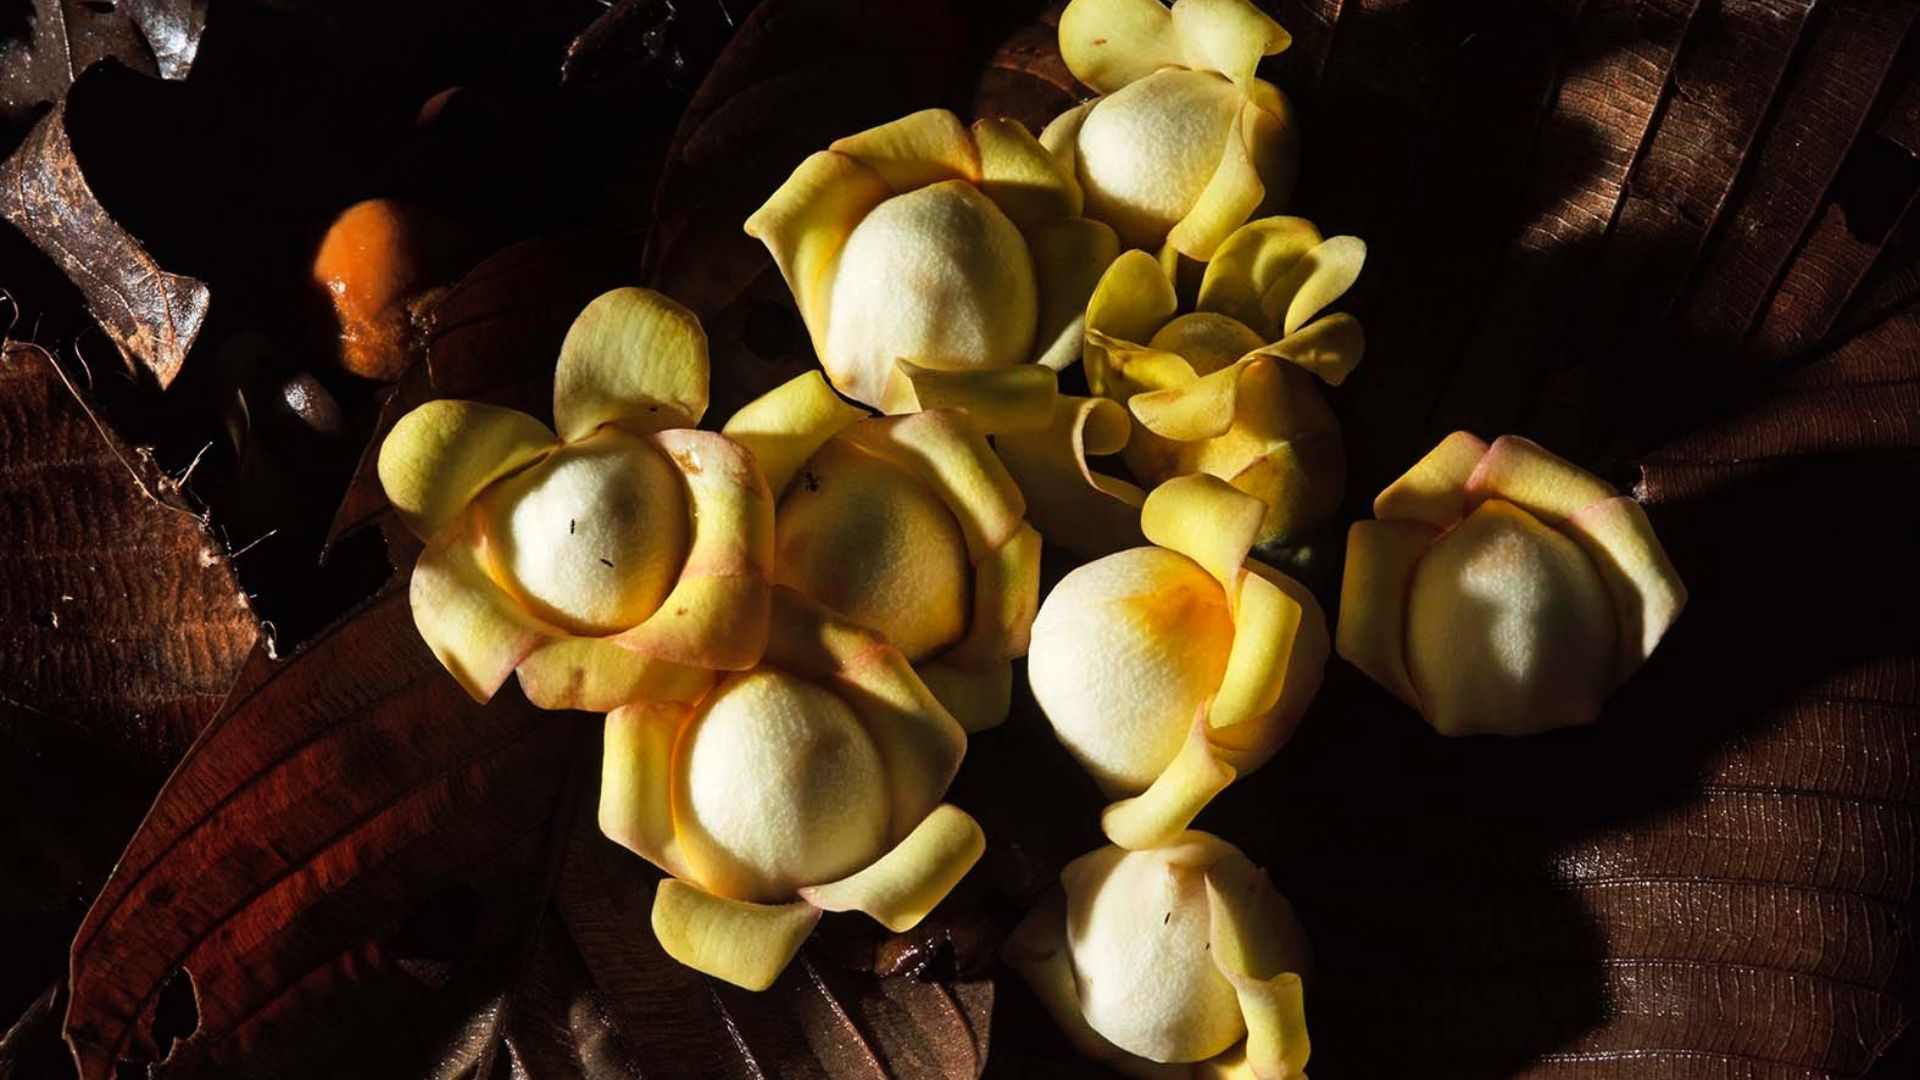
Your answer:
975;117;1082;227
611;430;774;670
1097;332;1203;397
1130;356;1248;442
951;521;1044;665
1166;105;1266;261
720;369;868;495
1030;217;1123;371
1255;311;1364;386
1262;235;1366;338
1373;430;1489;527
516;635;713;713
767;589;967;837
1059;0;1186;95
1085;249;1180;395
1102;716;1236;850
1039;101;1093;175
1563;496;1688;682
744;150;893;346
1196;218;1320;337
800;804;984;931
379;400;558;542
1173;0;1291;85
599;701;698;880
915;659;1014;734
996;396;1149;558
1334;518;1433;708
1464;434;1618;522
1204;869;1312;1080
828;108;981;192
1210;569;1303;730
899;361;1058;434
410;518;552;703
844;409;1026;561
553;287;709;440
1142;473;1263;588
650;879;821;992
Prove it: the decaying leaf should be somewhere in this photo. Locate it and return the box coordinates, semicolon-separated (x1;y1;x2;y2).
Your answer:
0;78;210;388
0;0;206;131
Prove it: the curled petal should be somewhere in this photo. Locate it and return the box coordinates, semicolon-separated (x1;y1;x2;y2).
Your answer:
829;108;981;192
744;150;893;345
1197;216;1321;336
650;879;821;992
1166;106;1266;262
899;360;1059;434
1563;496;1689;682
844;409;1026;561
1141;473;1263;588
379;400;558;542
1464;434;1618;522
721;370;867;495
1097;332;1203;397
1130;356;1247;442
1039;101;1093;177
1204;872;1312;1080
611;430;774;670
916;659;1014;735
1030;217;1123;371
996;395;1148;557
1059;0;1186;95
1102;714;1236;850
1210;568;1304;730
1173;0;1292;85
1264;235;1366;338
1334;518;1434;708
767;589;966;838
975;117;1083;227
1373;430;1489;527
800;804;984;931
553;287;709;440
951;521;1044;665
516;635;713;713
1004;893;1164;1075
410;518;552;703
600;701;698;880
1255;311;1364;386
1085;249;1180;394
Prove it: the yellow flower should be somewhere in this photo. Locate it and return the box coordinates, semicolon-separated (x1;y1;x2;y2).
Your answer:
722;371;1042;732
1338;433;1689;736
599;588;984;991
377;287;773;711
1006;831;1311;1078
1027;474;1327;850
746;108;1118;416
1047;0;1300;261
1088;216;1365;548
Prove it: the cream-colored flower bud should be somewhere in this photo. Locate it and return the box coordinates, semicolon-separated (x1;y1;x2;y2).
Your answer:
1006;831;1312;1077
1338;433;1689;735
1047;0;1300;260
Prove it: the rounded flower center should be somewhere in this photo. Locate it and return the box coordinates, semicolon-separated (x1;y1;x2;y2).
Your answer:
774;438;971;662
1407;498;1616;735
824;180;1038;407
1029;547;1235;795
675;669;891;902
480;428;688;636
1066;848;1246;1063
1148;312;1265;376
1078;69;1243;251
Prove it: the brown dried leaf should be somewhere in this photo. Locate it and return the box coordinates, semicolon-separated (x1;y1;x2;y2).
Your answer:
0;0;205;131
0;79;210;388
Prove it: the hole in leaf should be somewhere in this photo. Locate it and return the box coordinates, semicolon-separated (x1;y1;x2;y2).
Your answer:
81;0;116;13
1832;134;1920;247
147;966;199;1062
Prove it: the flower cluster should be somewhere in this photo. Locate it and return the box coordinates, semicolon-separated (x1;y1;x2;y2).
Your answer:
376;0;1687;1070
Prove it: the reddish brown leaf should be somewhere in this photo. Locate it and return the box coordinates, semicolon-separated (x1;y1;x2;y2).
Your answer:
0;80;210;388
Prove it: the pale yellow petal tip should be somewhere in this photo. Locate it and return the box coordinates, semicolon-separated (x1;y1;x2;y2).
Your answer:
1102;720;1236;850
651;879;821;992
1372;430;1489;526
1173;0;1293;85
1059;0;1186;96
898;360;1058;434
800;804;984;932
378;399;558;541
1464;433;1618;522
722;369;869;494
553;287;710;441
829;108;982;191
409;524;552;703
1141;473;1264;586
